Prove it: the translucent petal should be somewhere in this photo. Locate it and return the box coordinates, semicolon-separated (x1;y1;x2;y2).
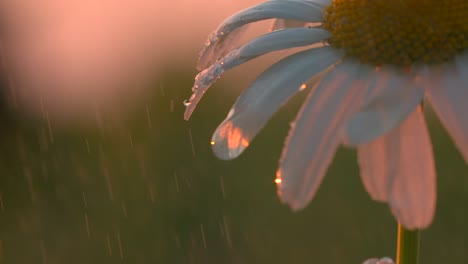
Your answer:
306;0;332;7
358;136;391;202
184;28;331;120
270;19;307;31
276;61;369;211
386;107;436;230
239;28;329;57
344;71;425;146
270;0;331;31
210;47;342;159
426;55;468;163
197;0;324;70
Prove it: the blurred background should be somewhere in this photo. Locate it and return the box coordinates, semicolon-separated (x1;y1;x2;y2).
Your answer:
0;1;467;263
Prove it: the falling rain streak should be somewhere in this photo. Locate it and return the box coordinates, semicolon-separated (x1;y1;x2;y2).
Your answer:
101;161;115;202
222;216;232;248
116;231;124;260
200;224;207;249
128;131;134;148
145;104;152;128
148;183;156;203
82;192;88;209
106;235;113;256
45;111;54;143
85;139;91;154
188;128;196;156
121;201;128;218
23;168;36;203
84;213;91;237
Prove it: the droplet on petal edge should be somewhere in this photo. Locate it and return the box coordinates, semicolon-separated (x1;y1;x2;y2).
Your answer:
274;174;282;185
211;121;250;160
183;99;191;107
275;170;284;198
184;49;243;120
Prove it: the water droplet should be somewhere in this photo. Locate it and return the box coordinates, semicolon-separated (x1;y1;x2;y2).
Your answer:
183;99;191;107
299;84;307;91
226;109;235;119
204;33;220;47
211;121;250;160
185;49;245;121
275;170;284;197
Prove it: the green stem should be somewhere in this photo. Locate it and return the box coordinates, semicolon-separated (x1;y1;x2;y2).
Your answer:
396;223;420;264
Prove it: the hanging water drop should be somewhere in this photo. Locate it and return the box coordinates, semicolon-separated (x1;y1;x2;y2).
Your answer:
183;99;191;107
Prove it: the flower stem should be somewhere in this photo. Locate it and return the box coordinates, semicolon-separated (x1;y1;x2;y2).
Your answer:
396;223;420;264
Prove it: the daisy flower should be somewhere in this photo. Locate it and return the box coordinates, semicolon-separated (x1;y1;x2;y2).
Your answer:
184;0;468;230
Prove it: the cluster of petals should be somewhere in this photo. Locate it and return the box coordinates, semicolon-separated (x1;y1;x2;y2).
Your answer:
185;0;468;230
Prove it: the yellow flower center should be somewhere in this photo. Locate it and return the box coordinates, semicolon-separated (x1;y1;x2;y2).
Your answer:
323;0;468;66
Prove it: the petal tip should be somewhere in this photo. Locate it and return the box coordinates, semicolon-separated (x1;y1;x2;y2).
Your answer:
390;204;435;230
211;121;250;160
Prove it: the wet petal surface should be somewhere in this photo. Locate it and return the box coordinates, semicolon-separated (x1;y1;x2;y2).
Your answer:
276;61;368;210
197;0;324;69
210;47;341;159
386;107;436;230
426;55;468;163
184;28;331;120
344;70;425;146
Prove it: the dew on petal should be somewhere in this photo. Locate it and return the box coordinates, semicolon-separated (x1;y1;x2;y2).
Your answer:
184;49;243;120
275;170;284;197
211;121;250;160
183;99;191;107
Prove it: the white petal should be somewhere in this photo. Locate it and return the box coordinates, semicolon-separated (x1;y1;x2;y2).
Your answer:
306;0;332;7
426;55;468;163
197;0;324;70
386;107;436;230
184;28;331;120
357;136;391;202
457;52;468;85
277;0;331;8
276;61;369;211
239;28;329;58
210;47;342;160
344;71;425;146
